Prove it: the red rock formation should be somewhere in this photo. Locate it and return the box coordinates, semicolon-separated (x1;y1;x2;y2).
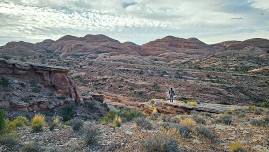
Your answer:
0;59;82;111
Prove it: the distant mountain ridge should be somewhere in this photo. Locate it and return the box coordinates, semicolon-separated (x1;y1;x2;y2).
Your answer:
1;34;268;58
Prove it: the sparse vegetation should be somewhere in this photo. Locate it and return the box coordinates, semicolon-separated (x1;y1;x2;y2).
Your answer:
180;118;196;128
49;116;61;131
192;115;206;124
83;126;100;146
144;129;182;152
60;104;76;122
71;119;84;132
134;117;153;130
255;101;269;108
250;119;267;127
31;114;46;132
218;115;233;125
196;125;218;143
100;109;143;125
100;111;118;125
7;116;29;131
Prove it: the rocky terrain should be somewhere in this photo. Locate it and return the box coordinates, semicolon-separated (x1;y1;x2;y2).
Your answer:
0;34;268;152
1;34;268;105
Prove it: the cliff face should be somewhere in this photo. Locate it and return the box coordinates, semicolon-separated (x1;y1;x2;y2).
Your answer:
0;59;81;112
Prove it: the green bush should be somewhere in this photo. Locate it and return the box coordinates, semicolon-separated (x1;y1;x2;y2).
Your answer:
144;134;182;152
60;105;76;122
100;109;143;125
0;110;6;133
134;117;153;130
71;119;84;132
118;108;143;121
100;111;118;125
196;125;218;143
7;116;29;131
83;126;100;146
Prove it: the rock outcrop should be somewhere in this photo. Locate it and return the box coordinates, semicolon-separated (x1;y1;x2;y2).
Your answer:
0;59;81;112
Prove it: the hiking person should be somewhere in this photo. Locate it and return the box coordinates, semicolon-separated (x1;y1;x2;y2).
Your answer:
168;88;175;102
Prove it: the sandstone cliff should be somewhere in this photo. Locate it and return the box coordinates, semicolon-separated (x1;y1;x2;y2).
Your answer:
0;59;81;112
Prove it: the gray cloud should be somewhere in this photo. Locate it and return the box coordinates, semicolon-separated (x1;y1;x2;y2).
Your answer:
0;0;268;45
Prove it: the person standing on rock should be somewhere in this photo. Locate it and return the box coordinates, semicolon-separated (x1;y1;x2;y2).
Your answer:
168;88;175;102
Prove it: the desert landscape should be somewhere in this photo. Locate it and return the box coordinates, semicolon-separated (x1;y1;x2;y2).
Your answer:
0;34;268;152
0;0;269;152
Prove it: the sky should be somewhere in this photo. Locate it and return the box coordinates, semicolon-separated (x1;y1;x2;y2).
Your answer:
0;0;269;45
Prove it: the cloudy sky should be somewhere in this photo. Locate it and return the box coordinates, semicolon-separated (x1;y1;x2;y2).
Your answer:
0;0;269;45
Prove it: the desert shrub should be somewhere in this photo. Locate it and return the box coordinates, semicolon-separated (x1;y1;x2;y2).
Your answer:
0;110;6;133
229;141;246;152
71;119;84;132
161;122;192;138
250;119;266;127
218;115;233;125
144;130;182;152
100;111;118;124
0;133;19;149
134;117;153;130
187;100;198;107
180;118;196;128
113;115;122;128
21;142;42;152
178;125;192;138
255;101;269;108
192;115;206;125
31;114;46;132
83;126;101;146
13;116;29;127
118;108;143;121
0;77;9;88
100;109;143;125
49;116;61;131
60;104;76;122
196;125;218;143
7;116;29;131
